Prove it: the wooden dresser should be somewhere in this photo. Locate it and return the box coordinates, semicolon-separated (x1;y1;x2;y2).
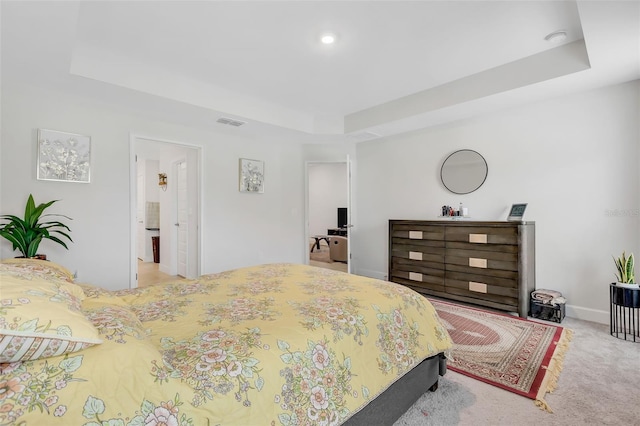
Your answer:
388;220;535;317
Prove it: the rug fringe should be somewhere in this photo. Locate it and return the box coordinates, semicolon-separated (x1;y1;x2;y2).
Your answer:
534;328;574;413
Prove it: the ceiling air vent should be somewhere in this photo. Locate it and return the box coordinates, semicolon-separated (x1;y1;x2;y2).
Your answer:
349;131;381;141
216;117;246;127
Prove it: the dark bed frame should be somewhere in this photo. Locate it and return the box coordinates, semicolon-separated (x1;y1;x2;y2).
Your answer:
343;353;447;425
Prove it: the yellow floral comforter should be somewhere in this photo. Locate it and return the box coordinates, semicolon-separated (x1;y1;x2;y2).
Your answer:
1;263;452;425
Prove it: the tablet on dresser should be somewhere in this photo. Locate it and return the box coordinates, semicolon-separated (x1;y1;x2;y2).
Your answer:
507;203;527;221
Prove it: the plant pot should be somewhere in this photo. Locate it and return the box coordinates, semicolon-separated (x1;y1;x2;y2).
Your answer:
611;284;640;308
615;282;640;289
16;254;47;261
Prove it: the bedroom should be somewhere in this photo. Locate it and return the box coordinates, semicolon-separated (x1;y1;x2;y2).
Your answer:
2;0;638;321
0;1;639;424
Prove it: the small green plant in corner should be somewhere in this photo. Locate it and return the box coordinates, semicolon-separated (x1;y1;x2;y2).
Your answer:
613;251;638;288
0;194;72;258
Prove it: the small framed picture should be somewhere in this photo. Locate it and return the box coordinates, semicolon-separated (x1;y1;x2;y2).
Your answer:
507;203;528;221
239;158;264;193
37;129;91;183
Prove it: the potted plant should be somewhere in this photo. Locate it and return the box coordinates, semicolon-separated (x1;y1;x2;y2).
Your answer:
613;251;639;289
611;251;640;313
0;194;72;259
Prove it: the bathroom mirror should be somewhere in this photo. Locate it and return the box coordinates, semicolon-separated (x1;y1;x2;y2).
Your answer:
440;149;488;194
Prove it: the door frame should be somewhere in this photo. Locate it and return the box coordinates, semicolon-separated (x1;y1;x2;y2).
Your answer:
136;171;146;261
173;158;189;278
128;133;203;288
304;158;352;273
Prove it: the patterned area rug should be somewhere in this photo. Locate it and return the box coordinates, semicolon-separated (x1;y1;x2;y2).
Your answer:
429;298;572;412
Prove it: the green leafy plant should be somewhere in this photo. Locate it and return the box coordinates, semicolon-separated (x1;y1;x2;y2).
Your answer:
0;194;72;258
613;251;635;284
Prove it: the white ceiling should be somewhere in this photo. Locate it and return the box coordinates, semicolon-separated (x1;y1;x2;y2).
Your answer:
2;1;639;143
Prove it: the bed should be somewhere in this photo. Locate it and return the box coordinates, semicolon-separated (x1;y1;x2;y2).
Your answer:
0;259;452;425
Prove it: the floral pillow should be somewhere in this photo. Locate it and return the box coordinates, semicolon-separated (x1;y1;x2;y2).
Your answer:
0;258;76;284
0;266;101;363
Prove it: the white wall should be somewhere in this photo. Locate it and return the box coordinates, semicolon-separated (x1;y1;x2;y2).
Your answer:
144;159;160;202
354;81;640;324
308;163;347;236
2;74;638;324
1;82;305;289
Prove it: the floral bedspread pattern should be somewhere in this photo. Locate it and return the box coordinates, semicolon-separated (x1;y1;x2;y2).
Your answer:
1;263;452;425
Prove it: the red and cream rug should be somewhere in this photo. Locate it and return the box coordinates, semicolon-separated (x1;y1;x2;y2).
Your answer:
430;298;572;412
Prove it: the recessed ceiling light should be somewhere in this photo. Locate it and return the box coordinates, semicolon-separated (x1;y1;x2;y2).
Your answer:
320;33;336;45
544;30;567;44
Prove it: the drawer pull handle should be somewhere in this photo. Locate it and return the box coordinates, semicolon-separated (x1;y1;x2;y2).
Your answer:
469;281;488;293
409;231;423;239
409;251;423;261
469;233;488;243
409;272;423;282
469;258;487;268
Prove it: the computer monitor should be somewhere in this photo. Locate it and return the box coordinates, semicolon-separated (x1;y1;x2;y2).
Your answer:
337;207;348;228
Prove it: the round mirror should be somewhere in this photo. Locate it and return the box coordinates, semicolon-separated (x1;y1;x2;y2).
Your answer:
440;149;488;194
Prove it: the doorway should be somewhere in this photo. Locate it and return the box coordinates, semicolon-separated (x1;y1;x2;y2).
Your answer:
129;135;202;288
306;161;351;273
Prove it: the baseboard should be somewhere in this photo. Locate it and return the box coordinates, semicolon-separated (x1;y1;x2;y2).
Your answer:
565;304;608;325
159;264;171;275
354;268;387;281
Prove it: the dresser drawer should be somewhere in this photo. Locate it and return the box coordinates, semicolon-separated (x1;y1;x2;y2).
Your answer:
445;248;518;272
391;240;445;264
391;271;445;289
391;237;445;251
444;276;519;308
446;241;518;254
391;257;444;278
446;287;518;309
390;223;444;241
389;257;445;293
445;263;518;280
445;270;518;290
392;279;446;296
444;226;518;245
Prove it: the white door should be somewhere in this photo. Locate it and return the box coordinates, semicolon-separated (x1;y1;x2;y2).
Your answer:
176;161;188;277
345;156;352;274
136;172;145;260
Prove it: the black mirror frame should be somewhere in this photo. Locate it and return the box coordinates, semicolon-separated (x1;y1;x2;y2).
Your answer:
440;149;488;195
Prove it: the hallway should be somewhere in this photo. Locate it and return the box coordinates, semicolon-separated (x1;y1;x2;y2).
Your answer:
137;260;185;287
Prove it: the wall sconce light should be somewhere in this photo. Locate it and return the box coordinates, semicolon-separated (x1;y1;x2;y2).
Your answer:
158;173;167;191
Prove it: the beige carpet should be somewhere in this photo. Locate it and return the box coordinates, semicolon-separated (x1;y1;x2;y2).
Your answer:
395;314;640;425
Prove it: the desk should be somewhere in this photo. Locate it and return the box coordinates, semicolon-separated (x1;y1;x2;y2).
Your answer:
311;235;330;252
327;228;348;236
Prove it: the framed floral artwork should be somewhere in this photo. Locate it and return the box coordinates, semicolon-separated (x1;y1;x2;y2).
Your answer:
239;158;264;193
37;129;91;183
